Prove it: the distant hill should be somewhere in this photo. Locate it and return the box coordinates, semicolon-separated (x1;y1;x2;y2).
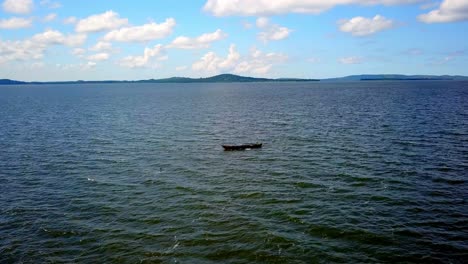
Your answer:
0;74;319;85
0;79;27;85
323;74;468;81
2;74;467;85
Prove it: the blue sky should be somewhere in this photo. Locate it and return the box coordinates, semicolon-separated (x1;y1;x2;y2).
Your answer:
0;0;467;81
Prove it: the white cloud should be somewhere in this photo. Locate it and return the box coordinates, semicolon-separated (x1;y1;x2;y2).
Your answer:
167;29;227;49
0;17;32;29
0;39;44;64
119;44;165;68
339;56;364;64
43;13;57;22
256;17;270;28
0;29;86;64
40;0;61;9
192;44;287;75
84;61;97;69
30;62;45;69
338;15;395;36
256;17;292;43
418;0;468;23
55;62;97;71
192;44;240;73
31;29;87;46
65;34;87;46
90;41;113;52
63;16;77;24
203;0;421;16
72;48;86;57
234;47;288;74
176;66;187;71
103;18;176;42
87;52;110;62
2;0;33;14
75;11;128;33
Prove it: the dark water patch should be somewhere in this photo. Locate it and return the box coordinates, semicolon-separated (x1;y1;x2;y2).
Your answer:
432;177;465;185
294;181;324;189
306;224;395;246
234;192;265;199
263;196;304;204
426;166;459;172
269;211;306;225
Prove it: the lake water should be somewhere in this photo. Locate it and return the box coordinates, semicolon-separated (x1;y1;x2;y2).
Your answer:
0;81;467;263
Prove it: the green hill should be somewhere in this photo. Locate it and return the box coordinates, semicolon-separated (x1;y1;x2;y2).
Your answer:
0;74;318;85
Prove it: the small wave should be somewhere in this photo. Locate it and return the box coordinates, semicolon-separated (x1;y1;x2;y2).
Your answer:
235;192;265;199
431;167;458;172
294;181;323;189
306;224;395;246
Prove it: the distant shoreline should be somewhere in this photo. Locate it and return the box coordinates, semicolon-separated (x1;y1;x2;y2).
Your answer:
0;74;319;85
361;78;453;81
1;73;467;85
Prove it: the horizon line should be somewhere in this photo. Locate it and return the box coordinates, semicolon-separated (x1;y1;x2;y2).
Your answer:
1;73;467;84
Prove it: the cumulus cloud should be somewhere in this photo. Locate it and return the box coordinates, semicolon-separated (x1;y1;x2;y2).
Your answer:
192;44;240;73
90;41;113;52
43;13;57;22
75;11;128;33
235;49;288;74
31;29;87;46
50;62;97;71
87;52;110;62
256;17;270;28
0;40;43;64
338;15;395;36
0;29;86;64
192;44;287;75
418;0;468;23
167;29;227;49
119;44;165;68
203;0;421;16
103;18;176;42
2;0;33;14
72;48;86;57
84;61;97;69
0;17;32;29
339;56;364;64
256;17;292;43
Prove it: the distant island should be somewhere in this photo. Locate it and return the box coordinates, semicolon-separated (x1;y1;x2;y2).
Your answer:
322;74;468;82
0;74;318;85
1;74;467;85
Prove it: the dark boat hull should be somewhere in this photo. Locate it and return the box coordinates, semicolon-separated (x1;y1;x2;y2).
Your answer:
222;143;262;151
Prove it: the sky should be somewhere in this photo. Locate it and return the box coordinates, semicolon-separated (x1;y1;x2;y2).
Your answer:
0;0;467;81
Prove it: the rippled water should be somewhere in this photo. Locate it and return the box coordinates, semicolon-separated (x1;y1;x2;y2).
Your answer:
1;81;467;263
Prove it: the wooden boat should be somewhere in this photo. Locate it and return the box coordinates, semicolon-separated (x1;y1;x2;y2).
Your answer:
222;143;262;151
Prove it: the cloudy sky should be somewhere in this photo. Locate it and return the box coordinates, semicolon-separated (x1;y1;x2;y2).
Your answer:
0;0;467;81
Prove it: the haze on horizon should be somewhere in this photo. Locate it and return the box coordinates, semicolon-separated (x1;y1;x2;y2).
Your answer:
0;0;467;81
